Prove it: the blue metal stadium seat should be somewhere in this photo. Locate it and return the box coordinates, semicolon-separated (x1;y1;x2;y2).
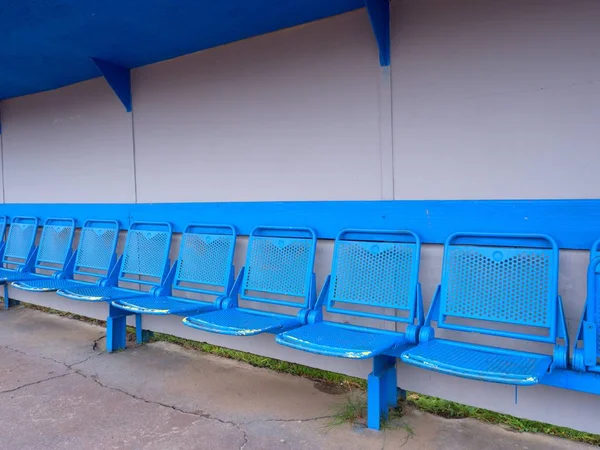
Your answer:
107;224;237;351
183;225;317;337
572;240;600;373
1;217;77;309
401;232;569;387
275;229;422;429
0;217;39;289
57;221;172;303
12;219;119;294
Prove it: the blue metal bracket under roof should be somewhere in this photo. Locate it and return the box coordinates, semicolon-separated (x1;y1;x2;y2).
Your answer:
92;59;132;112
1;0;372;102
365;0;391;67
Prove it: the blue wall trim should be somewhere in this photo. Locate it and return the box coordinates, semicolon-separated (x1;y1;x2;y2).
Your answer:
0;199;598;250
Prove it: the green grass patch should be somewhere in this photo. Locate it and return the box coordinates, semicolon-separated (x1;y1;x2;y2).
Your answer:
408;393;600;445
21;302;600;445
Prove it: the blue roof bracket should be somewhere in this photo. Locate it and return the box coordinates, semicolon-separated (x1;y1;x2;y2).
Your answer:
92;58;132;112
365;0;391;67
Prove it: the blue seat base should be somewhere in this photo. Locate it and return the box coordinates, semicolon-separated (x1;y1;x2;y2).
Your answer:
57;285;145;302
0;268;41;284
400;339;552;385
276;322;406;359
112;296;215;315
183;308;300;336
12;278;88;292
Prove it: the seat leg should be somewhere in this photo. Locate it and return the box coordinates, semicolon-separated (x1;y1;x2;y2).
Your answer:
107;305;128;353
367;371;383;430
385;361;398;408
398;388;407;402
135;314;143;345
135;313;153;344
367;355;397;430
3;283;8;310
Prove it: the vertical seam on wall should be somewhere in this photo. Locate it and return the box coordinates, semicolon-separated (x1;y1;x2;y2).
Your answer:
389;58;396;200
0;103;5;204
131;106;139;204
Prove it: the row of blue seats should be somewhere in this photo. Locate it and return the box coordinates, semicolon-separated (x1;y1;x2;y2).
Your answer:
0;216;598;430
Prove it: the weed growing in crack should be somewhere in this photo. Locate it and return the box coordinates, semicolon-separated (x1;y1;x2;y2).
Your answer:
324;390;413;438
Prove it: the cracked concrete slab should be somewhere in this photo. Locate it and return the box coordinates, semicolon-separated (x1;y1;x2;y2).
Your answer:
0;346;71;393
74;342;340;424
0;307;593;449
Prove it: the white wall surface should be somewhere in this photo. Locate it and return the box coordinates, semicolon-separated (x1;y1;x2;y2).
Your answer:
2;0;600;434
392;0;600;200
1;78;136;203
132;10;384;202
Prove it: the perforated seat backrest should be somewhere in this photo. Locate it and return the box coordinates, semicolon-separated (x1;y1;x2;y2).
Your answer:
119;221;172;286
438;233;559;343
3;216;39;266
35;218;76;270
327;229;421;323
0;216;7;244
74;220;120;277
174;224;236;295
241;226;316;309
588;239;600;357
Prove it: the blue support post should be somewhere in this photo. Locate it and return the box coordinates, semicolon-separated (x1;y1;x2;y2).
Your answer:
3;283;8;310
385;358;398;408
92;58;132;112
367;355;397;430
107;304;128;352
365;0;391;67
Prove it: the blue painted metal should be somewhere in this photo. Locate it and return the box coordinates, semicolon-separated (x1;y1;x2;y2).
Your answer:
0;0;364;100
276;228;422;356
572;240;600;373
12;219;120;293
107;224;237;351
92;58;132;112
183;225;317;337
1;217;76;308
57;221;172;302
275;228;421;431
364;0;390;66
0;216;38;309
401;232;569;386
2;216;38;267
2;199;600;250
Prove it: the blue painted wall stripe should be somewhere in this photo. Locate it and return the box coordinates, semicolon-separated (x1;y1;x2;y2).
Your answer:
0;200;598;250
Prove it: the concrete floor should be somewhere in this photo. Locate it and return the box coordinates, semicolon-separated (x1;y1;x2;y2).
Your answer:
0;307;591;450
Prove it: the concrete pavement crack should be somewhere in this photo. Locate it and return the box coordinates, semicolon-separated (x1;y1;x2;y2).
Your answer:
70;369;249;448
242;415;333;425
0;372;73;395
1;341;105;370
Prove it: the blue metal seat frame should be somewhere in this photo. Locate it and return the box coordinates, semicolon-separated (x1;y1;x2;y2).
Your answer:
183;225;317;337
1;217;76;309
107;224;236;352
401;232;569;387
12;219;120;294
573;240;600;373
275;228;422;430
0;216;7;258
57;221;172;348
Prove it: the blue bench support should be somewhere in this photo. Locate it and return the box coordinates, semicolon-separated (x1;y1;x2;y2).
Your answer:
275;229;422;430
183;225;317;337
12;219;120;295
1;217;76;309
401;232;569;387
572;240;600;373
56;221;173;351
108;224;237;351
